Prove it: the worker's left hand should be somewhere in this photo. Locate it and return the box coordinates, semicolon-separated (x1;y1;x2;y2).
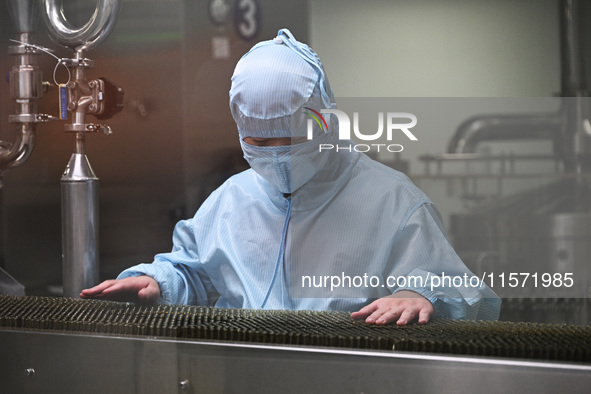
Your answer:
351;290;434;325
80;276;161;304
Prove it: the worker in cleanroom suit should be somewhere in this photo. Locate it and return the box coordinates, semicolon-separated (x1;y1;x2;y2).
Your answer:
82;29;501;325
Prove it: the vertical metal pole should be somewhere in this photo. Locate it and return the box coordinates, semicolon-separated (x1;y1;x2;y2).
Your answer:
61;153;99;298
61;51;99;298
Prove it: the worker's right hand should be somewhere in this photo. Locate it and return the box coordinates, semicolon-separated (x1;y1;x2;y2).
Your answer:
80;276;161;304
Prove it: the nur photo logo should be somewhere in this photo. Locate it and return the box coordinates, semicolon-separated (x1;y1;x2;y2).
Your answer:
305;108;418;152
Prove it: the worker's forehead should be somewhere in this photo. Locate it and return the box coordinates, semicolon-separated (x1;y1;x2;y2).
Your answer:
230;43;318;120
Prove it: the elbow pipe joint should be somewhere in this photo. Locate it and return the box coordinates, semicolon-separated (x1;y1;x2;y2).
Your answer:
0;123;36;171
447;113;563;154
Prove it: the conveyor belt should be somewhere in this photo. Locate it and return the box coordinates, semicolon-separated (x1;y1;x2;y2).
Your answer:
1;295;590;362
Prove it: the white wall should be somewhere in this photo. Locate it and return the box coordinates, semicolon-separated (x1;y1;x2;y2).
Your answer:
309;0;559;97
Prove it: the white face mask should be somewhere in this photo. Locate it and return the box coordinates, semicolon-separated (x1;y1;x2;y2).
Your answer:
240;134;330;194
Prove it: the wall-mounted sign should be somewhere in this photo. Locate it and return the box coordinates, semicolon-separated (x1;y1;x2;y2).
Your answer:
233;0;261;40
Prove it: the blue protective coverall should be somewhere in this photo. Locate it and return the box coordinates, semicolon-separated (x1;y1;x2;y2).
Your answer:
118;29;501;320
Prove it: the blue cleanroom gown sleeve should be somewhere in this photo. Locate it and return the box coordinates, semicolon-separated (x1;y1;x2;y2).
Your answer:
117;218;217;306
388;203;501;320
118;173;292;308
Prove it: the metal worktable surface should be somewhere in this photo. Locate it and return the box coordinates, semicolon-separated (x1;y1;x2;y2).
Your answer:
1;328;590;393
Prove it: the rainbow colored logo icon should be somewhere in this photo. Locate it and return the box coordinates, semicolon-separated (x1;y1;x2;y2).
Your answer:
304;107;328;132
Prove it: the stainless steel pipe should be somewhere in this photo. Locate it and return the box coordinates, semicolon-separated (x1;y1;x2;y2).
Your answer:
559;0;586;97
1;0;44;284
42;0;121;52
0;124;36;171
447;113;562;154
559;0;591;172
61;154;99;298
1;31;42;173
60;58;99;298
5;0;39;34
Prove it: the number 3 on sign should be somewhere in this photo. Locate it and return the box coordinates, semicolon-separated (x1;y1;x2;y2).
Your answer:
234;0;260;40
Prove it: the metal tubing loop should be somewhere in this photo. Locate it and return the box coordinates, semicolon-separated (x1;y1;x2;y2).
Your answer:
42;0;121;52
